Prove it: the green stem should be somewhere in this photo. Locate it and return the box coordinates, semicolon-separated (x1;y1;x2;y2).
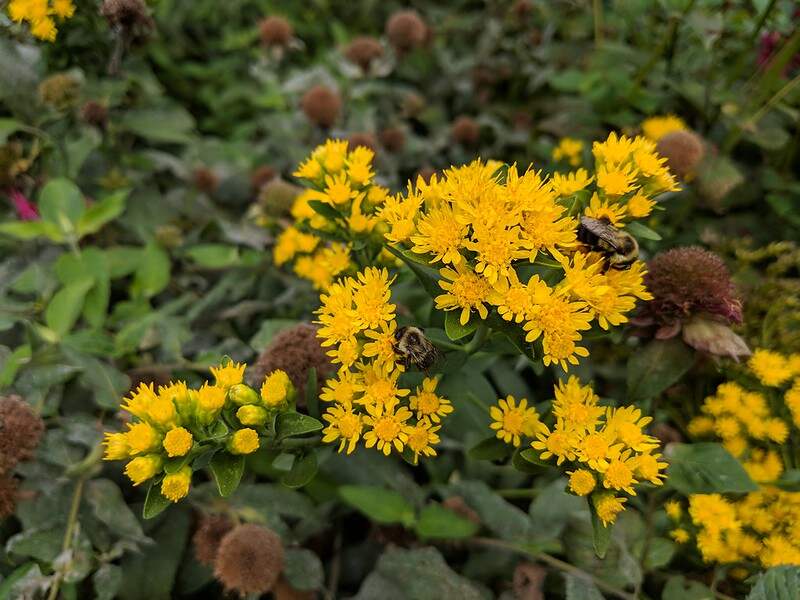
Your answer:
470;537;636;600
632;0;696;87
593;0;604;47
496;488;539;499
749;0;778;46
464;324;489;355
47;477;86;600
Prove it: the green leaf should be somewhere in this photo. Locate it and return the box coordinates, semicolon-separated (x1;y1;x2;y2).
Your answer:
0;117;22;144
0;220;62;241
415;503;479;539
38;178;85;234
283;549;325;591
449;481;538;544
209;452;245;497
76;189;129;237
444;310;477;341
106;246;143;278
564;573;604;600
275;412;324;441
747;566;800;600
625;220;662;241
518;448;551;468
86;479;146;541
385;244;442;299
93;564;123;600
281;451;318;489
627;338;694;401
132;241;170;298
0;344;31;389
45;278;94;337
184;244;240;269
339;485;416;526
0;562;38;600
661;575;714;600
61;347;129;409
467;436;510;461
667;443;759;494
142;481;172;519
119;107;195;144
589;499;612;559
307;199;343;222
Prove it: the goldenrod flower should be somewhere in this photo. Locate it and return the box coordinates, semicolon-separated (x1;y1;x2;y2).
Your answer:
237;405;268;427
532;423;577;465
196;383;227;422
410;203;466;265
357;361;409;408
550;169;592;196
352;267;395;331
577;432;617;471
435;262;495;326
320;371;361;405
362;402;412;456
229;428;260;455
568;469;596;496
102;432;130;460
641;115;687;142
489;396;541;447
145;396;177;428
322;403;363;454
603;406;658;452
635;452;668;485
124;455;163;486
749;349;793;387
603;451;639;495
626;193;655;218
552;376;603;433
122;382;158;420
362;320;398;366
210;362;246;389
163;427;193;458
593;492;626;527
465;222;526;285
665;500;682;521
552;137;584;166
346;146;375;186
260;370;293;408
670;528;690;544
405;419;440;460
596;165;638;196
409;377;452;423
161;466;192;502
125;422;161;455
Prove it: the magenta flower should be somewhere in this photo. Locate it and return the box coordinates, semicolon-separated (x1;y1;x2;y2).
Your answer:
7;189;38;221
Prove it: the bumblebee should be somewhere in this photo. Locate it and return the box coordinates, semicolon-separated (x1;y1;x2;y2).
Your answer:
577;216;639;271
393;326;439;372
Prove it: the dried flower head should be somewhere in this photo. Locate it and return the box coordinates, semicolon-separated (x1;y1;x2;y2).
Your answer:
100;0;153;32
348;132;378;153
248;323;333;400
258;178;302;218
643;247;743;329
451;116;480;146
379;126;405;153
251;165;276;192
259;16;293;47
0;475;18;519
214;524;285;596
344;36;384;72
385;10;427;53
193;167;219;194
80;100;108;128
301;85;342;128
38;73;81;111
193;512;234;566
0;395;44;475
656;130;705;180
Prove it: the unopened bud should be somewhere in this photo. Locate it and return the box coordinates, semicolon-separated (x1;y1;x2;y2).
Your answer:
229;384;260;406
236;405;268;427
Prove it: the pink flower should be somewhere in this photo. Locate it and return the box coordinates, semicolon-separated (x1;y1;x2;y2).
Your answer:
7;189;38;221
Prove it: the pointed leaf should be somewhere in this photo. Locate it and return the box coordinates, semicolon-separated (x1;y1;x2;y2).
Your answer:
275;412;323;441
281;451;318;489
142;481;171;520
209;452;245;497
77;189;129;237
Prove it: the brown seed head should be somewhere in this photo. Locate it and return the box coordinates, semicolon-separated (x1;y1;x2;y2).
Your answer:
656;130;706;179
193;167;219;194
301;85;342;128
251;165;277;192
0;475;18;519
259;16;293;47
0;395;44;476
81;101;108;128
379;126;406;153
385;10;427;53
348;132;378;152
344;36;384;72
258;178;303;218
214;524;285;596
193;512;234;566
451;116;480;146
100;0;153;31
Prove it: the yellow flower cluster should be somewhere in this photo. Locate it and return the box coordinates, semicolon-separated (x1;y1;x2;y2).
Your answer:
495;377;667;526
688;349;800;484
7;0;75;41
275;140;393;289
552;137;584;167
316;267;450;459
103;362;295;502
640;114;687;142
667;490;800;569
381;133;666;370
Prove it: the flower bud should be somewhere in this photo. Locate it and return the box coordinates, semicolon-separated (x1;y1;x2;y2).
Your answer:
260;370;295;409
228;429;260;455
229;384;260;406
124;454;163;486
236;405;268;427
163;427;193;458
102;432;130;461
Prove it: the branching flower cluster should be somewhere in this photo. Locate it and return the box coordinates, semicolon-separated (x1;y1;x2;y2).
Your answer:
6;0;75;41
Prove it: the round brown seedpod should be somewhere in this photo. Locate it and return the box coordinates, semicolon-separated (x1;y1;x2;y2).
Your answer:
193;513;234;567
193;167;219;194
258;178;303;218
451;116;480;146
0;396;44;476
344;36;384;72
656;130;706;180
402;92;426;118
214;524;285;596
300;85;342;128
512;562;546;600
80;101;108;129
348;132;377;152
251;165;276;192
273;577;316;600
100;0;154;31
379;126;405;153
247;323;333;400
385;10;427;53
511;0;534;19
259;16;293;48
0;475;18;519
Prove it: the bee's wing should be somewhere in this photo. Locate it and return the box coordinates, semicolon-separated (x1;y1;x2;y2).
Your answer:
579;216;624;251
